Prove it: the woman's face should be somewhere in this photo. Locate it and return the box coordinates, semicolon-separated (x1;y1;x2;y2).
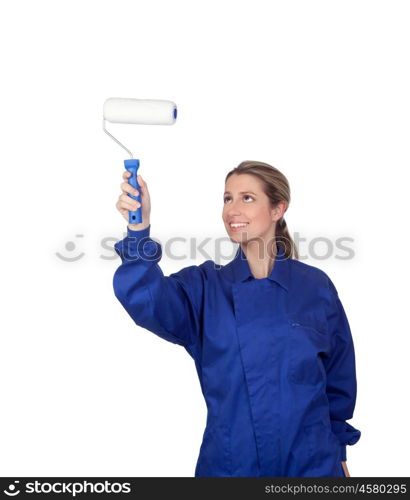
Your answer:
222;173;285;245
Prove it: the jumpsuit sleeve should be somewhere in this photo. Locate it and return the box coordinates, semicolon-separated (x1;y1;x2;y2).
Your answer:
113;224;203;353
323;277;361;462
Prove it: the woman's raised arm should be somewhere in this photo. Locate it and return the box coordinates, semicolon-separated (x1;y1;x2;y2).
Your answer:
113;173;204;356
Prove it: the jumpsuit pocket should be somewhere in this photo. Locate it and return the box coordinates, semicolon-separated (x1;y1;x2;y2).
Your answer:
287;315;329;386
195;423;232;477
304;421;342;471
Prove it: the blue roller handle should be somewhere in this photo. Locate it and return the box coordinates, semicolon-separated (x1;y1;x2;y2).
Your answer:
124;159;142;224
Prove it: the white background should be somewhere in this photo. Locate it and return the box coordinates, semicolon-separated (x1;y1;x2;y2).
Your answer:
1;0;409;477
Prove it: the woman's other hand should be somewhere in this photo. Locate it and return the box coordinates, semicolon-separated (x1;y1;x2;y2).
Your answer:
341;461;350;477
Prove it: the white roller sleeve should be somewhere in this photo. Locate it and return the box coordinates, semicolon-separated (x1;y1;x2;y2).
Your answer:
103;98;177;125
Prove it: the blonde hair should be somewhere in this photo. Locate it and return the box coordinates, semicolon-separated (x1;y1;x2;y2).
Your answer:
225;160;299;260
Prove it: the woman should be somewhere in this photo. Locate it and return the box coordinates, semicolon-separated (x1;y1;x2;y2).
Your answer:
113;160;361;477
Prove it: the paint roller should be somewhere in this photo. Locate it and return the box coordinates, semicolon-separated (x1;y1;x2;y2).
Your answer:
103;98;177;224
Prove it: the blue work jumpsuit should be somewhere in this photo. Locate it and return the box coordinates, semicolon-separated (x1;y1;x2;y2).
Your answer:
113;225;361;477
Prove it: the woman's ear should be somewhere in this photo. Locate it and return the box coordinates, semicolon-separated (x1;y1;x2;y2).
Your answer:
272;201;288;222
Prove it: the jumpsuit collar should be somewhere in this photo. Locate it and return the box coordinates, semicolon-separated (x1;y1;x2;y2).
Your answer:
227;243;290;291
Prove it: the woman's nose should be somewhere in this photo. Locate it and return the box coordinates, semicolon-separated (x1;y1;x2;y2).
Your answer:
226;204;242;216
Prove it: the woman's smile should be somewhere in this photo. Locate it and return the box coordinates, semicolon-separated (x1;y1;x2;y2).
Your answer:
229;222;249;231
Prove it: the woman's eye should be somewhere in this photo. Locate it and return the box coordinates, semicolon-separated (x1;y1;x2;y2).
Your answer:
223;195;254;203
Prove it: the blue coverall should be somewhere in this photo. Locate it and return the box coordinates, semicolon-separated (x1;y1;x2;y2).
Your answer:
113;225;361;477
